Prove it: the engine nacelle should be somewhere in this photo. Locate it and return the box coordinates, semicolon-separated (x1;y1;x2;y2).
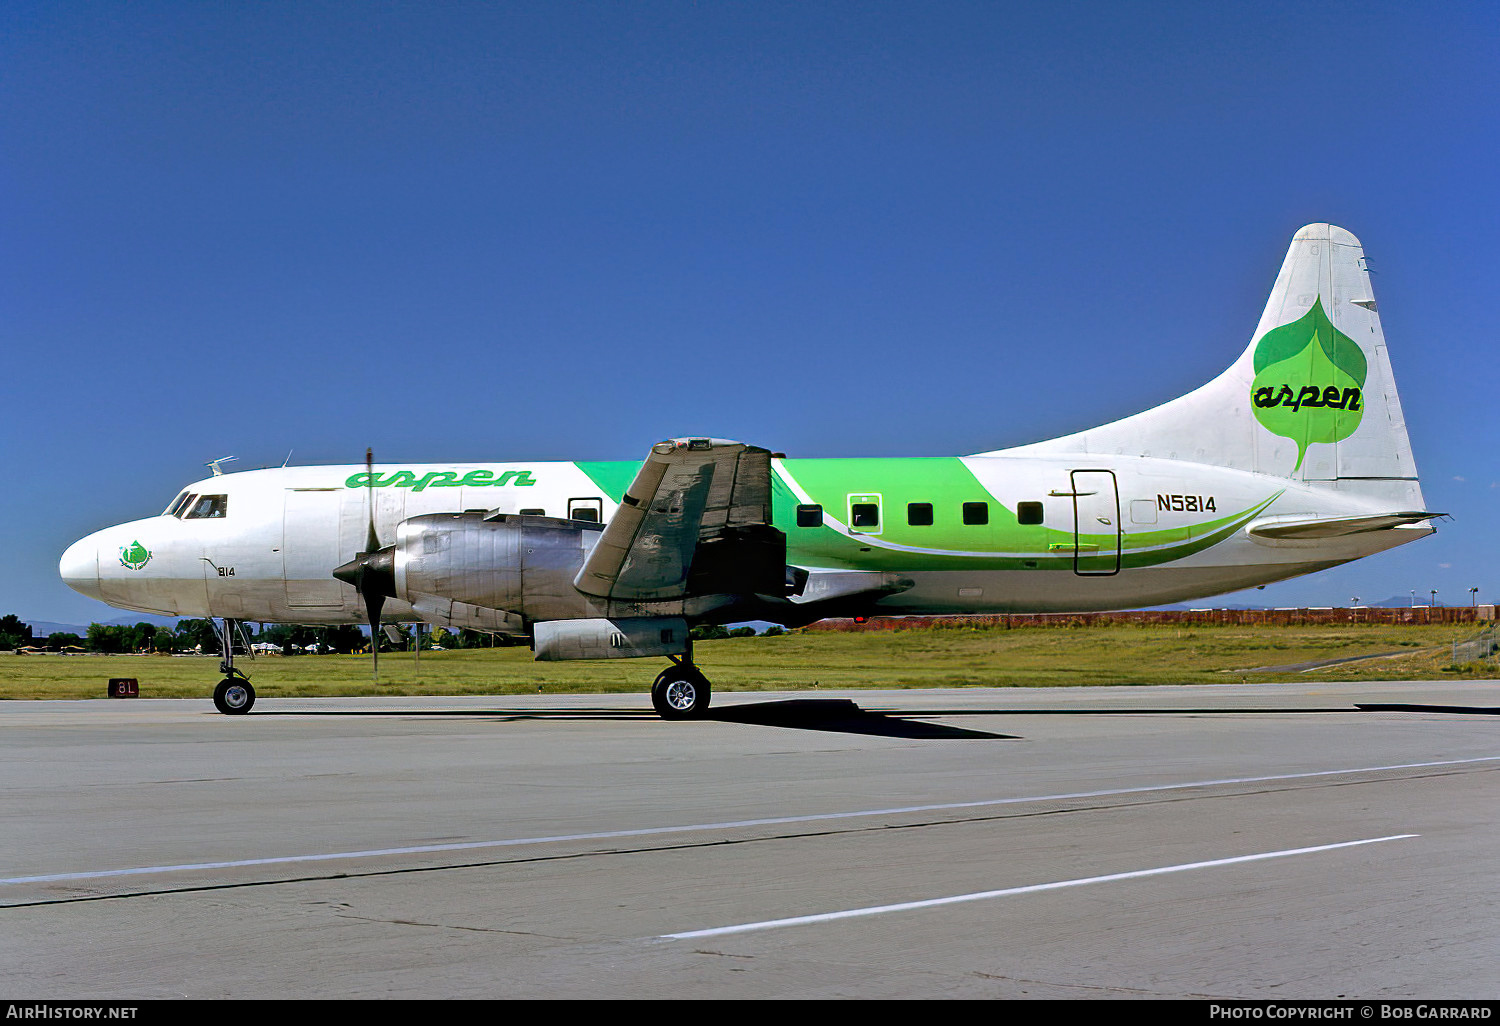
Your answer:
533;617;689;661
408;595;527;636
385;511;751;630
394;513;604;622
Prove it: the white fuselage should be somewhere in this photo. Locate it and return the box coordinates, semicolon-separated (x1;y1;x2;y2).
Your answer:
60;455;1429;626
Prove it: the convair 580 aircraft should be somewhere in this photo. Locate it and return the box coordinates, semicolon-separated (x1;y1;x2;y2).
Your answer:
61;225;1437;717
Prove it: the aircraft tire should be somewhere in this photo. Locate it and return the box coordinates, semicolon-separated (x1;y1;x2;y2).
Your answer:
213;678;256;715
651;668;711;720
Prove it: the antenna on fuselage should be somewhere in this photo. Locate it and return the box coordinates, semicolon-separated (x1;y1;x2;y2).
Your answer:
206;456;239;477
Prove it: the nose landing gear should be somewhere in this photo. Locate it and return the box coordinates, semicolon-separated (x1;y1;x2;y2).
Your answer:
211;618;255;715
213;670;255;715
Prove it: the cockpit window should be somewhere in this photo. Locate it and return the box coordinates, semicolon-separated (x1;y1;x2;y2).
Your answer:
183;494;229;519
164;491;192;517
172;494;199;519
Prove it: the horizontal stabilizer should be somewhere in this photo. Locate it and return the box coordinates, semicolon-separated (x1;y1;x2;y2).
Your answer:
1246;511;1443;540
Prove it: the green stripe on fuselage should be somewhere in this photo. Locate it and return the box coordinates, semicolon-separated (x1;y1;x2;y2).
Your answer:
576;461;638;503
774;457;1278;571
776;457;1047;562
580;455;1275;573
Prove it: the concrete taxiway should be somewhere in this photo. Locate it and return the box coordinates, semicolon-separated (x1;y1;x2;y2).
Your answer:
2;680;1497;999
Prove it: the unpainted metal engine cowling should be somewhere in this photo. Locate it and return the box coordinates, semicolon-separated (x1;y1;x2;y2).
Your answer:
392;513;606;622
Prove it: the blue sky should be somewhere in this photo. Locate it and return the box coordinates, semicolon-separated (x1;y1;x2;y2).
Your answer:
3;1;1495;624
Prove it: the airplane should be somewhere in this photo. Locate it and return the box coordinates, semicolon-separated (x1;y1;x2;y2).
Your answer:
60;224;1438;718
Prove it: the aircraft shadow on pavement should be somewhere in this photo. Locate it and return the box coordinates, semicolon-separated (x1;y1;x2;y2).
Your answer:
707;698;1015;739
885;706;1371;716
254;697;1015;738
253;698;1499;734
1355;703;1500;715
857;704;1500;719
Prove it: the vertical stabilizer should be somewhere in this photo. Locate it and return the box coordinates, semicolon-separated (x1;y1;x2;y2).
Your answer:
988;224;1423;509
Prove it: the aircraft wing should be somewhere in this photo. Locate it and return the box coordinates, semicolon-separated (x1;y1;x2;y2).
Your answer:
573;438;787;601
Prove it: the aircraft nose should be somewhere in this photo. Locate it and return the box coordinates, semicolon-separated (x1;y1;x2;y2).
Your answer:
59;536;103;601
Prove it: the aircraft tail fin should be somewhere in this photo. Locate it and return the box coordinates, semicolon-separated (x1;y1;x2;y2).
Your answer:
988;224;1424;509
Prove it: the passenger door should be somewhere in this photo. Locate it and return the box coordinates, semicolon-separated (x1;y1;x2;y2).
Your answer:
1070;470;1121;575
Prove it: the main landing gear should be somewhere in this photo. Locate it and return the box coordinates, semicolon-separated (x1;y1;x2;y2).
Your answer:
651;648;712;719
211;617;255;715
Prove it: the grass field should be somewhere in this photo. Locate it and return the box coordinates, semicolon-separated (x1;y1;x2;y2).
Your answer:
1;622;1494;701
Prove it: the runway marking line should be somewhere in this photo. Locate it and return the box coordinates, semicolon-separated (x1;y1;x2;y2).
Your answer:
660;834;1419;941
3;756;1492;887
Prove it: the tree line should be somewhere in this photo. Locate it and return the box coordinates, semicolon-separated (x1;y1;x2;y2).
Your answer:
0;615;515;655
1;614;785;655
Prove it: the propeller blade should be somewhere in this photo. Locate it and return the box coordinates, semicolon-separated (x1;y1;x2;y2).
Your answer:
366;587;384;681
364;447;380;555
333;446;392;681
333;546;395;682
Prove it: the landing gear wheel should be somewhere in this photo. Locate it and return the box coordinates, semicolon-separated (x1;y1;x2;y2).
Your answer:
652;667;711;719
213;677;255;715
211;619;255;715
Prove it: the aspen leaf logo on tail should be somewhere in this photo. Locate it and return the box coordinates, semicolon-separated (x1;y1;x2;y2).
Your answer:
1250;297;1367;471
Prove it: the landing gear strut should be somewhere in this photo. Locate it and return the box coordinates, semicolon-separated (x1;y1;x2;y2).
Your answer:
651;646;711;719
211;618;255;715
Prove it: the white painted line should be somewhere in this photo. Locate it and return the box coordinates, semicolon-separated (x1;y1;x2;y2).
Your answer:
661;834;1419;941
5;756;1490;887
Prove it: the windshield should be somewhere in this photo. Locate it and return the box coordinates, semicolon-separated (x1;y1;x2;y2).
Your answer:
183;494;229;519
163;491;192;517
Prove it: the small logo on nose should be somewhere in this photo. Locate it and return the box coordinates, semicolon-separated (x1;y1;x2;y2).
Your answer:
119;541;152;570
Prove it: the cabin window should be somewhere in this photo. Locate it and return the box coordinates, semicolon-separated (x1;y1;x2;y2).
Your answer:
567;497;603;522
850;503;880;528
1017;501;1044;525
184;494;229;519
796;504;823;528
519;508;546;516
907;502;934;526
962;501;989;526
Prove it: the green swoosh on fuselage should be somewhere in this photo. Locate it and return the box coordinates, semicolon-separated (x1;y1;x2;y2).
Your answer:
581;456;1280;573
774;457;1279;571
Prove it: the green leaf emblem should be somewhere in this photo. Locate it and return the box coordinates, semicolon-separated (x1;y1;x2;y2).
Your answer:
119;541;152;571
1250;297;1367;471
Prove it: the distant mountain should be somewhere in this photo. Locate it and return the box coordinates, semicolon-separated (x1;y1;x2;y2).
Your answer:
25;621;89;638
26;613;190;638
100;613;188;628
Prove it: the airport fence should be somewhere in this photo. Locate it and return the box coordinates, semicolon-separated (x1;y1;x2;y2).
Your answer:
1451;624;1498;665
